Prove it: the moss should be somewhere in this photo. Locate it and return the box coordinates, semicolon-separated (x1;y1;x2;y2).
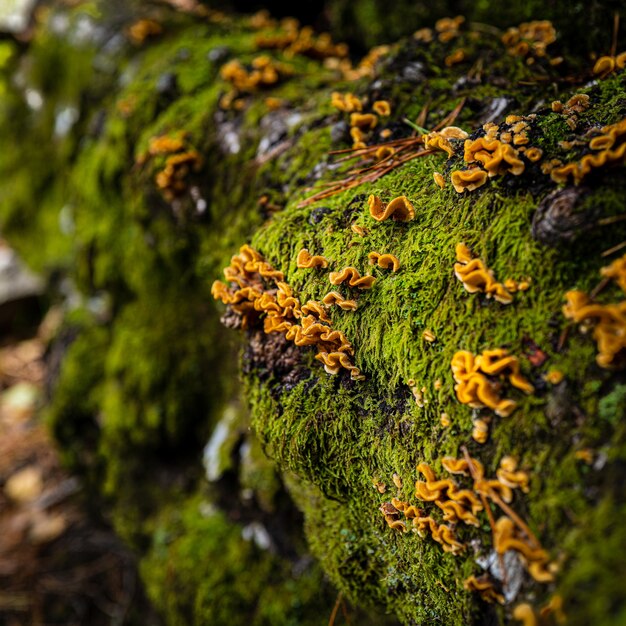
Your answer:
141;494;337;626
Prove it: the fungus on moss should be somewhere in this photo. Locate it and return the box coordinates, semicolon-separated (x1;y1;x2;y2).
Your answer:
350;113;377;131
321;291;357;311
453;243;515;304
368;251;400;272
367;195;415;221
329;267;376;289
463;575;504;604
550;117;626;184
296;248;329;269
451;348;533;419
372;100;391;116
331;91;362;112
450;169;488;193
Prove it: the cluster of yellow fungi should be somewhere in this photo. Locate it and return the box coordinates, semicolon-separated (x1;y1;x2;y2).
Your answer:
381;455;552;587
501;21;556;63
513;595;566;626
212;245;364;379
424;126;469;158
563;251;626;368
367;195;415;222
127;18;162;45
329;267;376;290
413;15;464;44
549;117;626;184
550;93;591;132
368;252;400;272
333;98;392;150
592;51;626;78
137;133;203;201
253;17;348;60
451;348;533;421
331;91;362;113
219;56;293;109
296;248;329;269
454;243;529;304
463;576;504;604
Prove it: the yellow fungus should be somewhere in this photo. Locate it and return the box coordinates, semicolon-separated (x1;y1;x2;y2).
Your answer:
433;172;446;188
368;251;400;272
329;267;377;289
525;147;543;162
367;195;415;221
544;369;564;384
450;169;488;193
440;413;451;427
372;100;391;116
463;575;505;604
322;291;358;311
296;248;329;269
422;329;436;343
350;112;377;130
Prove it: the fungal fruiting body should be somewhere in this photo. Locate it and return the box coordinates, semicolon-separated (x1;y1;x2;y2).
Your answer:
331;91;362;112
450;169;488;193
296;248;329;268
368;251;400;272
562;253;626;367
322;291;358;311
329;267;376;289
463;575;504;604
212;245;364;379
451;348;533;420
592;51;626;77
425;126;469;158
550;117;626;184
453;243;515;304
367;195;415;222
501;20;556;59
386;455;548;576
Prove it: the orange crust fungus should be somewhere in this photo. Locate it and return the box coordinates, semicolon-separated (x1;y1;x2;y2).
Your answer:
550;117;626;184
296;248;329;269
562;252;626;367
367;195;415;221
329;267;376;289
212;245;364;379
331;91;362;112
453;243;516;304
372;100;391;116
450;169;488;193
451;348;533;418
463;575;504;604
322;291;358;311
592;51;626;77
433;172;446;188
435;16;464;43
501;21;556;60
350;113;377;131
368;251;400;272
463;137;525;177
494;517;554;582
128;19;162;45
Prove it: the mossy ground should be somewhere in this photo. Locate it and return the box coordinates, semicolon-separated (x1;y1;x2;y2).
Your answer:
2;2;626;625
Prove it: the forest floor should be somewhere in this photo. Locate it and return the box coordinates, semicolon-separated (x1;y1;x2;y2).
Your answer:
0;244;158;626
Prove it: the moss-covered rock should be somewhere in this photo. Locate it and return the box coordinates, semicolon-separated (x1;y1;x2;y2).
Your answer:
3;1;626;625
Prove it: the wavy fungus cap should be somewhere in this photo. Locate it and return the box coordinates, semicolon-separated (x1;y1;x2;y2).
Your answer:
450;169;488;193
368;195;415;221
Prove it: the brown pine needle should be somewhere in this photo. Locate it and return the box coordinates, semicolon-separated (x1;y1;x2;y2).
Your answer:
328;592;343;626
298;100;466;208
